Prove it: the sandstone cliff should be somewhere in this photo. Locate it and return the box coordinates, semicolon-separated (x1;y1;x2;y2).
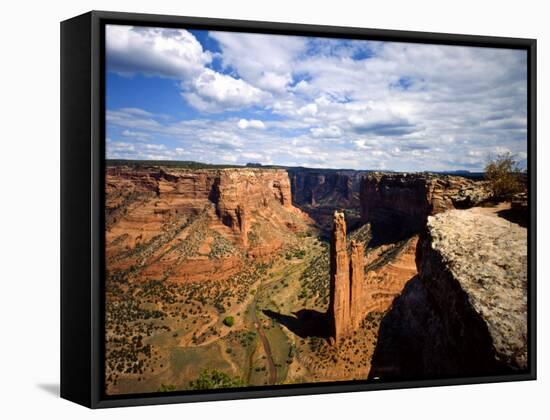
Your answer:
369;209;528;379
289;169;364;207
360;173;490;243
106;166;310;282
289;169;367;232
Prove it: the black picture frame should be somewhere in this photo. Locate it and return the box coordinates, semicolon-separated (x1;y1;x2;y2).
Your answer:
61;10;537;409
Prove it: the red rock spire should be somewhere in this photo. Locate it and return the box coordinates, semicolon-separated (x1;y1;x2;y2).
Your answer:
329;211;350;344
329;211;366;345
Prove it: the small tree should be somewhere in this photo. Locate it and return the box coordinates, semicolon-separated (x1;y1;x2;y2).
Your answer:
223;316;235;327
484;152;523;199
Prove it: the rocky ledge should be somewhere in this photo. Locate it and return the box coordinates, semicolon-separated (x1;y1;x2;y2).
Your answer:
369;208;527;379
424;209;528;370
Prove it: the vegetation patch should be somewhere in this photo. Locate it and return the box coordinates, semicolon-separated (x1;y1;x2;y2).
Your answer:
223;316;235;327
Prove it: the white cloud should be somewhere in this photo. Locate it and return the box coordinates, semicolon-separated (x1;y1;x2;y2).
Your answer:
348;111;417;136
297;103;318;116
241;152;263;160
220;154;238;163
106;27;528;171
310;125;342;138
209;31;306;93
106;25;211;79
238;119;266;130
183;68;269;112
257;72;292;93
121;129;152;142
143;144;166;151
174;148;188;156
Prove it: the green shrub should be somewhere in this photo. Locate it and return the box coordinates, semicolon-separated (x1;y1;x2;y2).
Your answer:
485;153;524;199
223;316;235;327
189;369;244;390
157;383;176;392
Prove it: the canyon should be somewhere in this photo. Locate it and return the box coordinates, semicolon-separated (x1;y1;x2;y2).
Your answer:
360;172;491;243
104;162;528;395
106;166;309;282
288;168;367;232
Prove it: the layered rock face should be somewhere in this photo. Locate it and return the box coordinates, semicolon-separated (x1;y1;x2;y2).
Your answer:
106;166;308;282
289;169;363;207
107;167;293;240
289;169;367;232
360;173;490;243
328;212;369;344
362;235;418;314
369;209;528;379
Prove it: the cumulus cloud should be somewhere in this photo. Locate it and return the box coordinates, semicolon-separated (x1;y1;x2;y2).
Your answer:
106;25;211;78
209;31;306;93
183;68;269;112
348;113;418;136
238;119;266;129
106;26;528;171
106;25;270;113
310;125;342;138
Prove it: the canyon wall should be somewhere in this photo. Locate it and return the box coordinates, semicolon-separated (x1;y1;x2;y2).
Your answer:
360;173;490;243
369;209;528;379
106;166;308;282
107;166;296;244
289;169;365;207
288;169;368;232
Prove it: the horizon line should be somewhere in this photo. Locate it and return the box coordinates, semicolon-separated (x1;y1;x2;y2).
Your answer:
105;158;486;174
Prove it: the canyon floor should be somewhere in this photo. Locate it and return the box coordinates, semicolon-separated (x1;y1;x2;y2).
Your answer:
105;223;418;394
104;164;528;395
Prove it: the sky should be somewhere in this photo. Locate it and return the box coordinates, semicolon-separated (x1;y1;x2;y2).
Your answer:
105;24;528;172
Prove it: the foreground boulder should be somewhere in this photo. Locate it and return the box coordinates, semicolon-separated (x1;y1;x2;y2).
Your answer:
369;208;528;379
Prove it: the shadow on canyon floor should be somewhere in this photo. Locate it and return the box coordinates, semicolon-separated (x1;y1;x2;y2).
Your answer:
368;223;419;248
262;309;330;339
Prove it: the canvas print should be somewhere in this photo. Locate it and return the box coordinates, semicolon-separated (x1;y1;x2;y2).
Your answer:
104;24;529;396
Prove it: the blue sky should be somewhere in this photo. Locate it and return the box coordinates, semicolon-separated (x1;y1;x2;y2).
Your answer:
105;25;528;171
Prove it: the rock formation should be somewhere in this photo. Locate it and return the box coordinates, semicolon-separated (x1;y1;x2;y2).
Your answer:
289;169;363;207
349;240;366;329
328;211;368;344
360;172;490;243
289;169;368;232
105;165;310;282
328;211;350;343
369;208;528;379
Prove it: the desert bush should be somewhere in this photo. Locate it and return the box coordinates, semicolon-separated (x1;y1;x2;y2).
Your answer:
157;383;176;392
188;369;244;390
223;316;235;327
485;153;524;199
